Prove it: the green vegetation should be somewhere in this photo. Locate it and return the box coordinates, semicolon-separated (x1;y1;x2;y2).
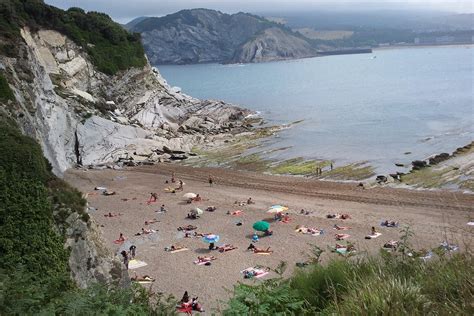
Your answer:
270;158;330;176
0;72;14;102
324;162;375;180
225;229;473;315
0;114;176;314
0;0;146;74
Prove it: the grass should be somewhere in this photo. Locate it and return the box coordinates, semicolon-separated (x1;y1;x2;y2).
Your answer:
323;162;375;180
0;72;14;102
270;158;331;176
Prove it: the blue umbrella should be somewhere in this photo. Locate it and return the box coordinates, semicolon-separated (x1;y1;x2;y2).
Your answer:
202;234;220;243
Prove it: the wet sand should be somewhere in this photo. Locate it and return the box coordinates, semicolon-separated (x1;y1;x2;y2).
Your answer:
65;164;474;313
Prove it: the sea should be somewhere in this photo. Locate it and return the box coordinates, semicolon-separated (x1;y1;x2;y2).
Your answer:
158;46;474;175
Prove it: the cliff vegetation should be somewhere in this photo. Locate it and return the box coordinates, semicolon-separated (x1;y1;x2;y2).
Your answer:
0;0;146;74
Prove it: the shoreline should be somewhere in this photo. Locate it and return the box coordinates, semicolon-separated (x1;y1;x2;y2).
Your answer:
182;122;474;193
373;43;474;51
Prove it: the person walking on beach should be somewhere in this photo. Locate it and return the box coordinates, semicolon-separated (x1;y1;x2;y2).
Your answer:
208;175;214;187
129;245;136;259
120;250;129;269
330;162;334;171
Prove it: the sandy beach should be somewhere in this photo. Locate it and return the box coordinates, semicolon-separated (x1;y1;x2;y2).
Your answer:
65;164;474;313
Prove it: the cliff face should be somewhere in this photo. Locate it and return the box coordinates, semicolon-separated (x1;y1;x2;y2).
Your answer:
129;9;317;64
232;27;316;63
0;27;249;175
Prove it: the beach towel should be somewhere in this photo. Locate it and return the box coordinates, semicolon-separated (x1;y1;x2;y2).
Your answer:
113;239;125;245
255;252;271;255
468;222;474;226
240;267;269;279
365;232;382;239
420;252;433;261
333;225;350;231
439;242;459;252
128;259;147;269
193;259;215;265
136;280;154;284
170;248;189;254
230;210;244;216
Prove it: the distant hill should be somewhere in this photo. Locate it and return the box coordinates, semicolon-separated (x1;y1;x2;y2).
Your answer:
129;9;318;64
123;16;149;30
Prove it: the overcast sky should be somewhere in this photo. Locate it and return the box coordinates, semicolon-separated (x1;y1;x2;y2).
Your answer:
44;0;473;24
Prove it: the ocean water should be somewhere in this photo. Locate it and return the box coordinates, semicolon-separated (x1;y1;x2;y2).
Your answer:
158;46;474;174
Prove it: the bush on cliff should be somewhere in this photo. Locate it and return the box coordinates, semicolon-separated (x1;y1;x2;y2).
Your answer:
0;0;146;75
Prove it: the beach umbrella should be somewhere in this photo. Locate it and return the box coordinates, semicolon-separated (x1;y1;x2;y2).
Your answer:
253;221;270;232
183;193;197;199
268;205;288;213
202;234;220;243
267;208;283;214
192;207;204;215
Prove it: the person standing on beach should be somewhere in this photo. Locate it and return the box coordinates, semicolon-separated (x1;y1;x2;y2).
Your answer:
120;250;129;269
330;162;334;171
208;175;214;187
129;245;136;259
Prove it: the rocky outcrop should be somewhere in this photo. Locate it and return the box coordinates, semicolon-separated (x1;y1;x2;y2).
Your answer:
0;27;251;175
64;212;128;288
231;27;316;63
129;9;317;64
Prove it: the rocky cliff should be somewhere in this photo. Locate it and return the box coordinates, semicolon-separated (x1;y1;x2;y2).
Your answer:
231;27;316;63
128;9;317;64
0;27;250;176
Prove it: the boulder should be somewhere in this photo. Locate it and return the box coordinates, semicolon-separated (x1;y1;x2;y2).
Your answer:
412;160;427;170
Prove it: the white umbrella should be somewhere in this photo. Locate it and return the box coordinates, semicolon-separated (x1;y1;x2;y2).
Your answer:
267;205;288;213
183;193;197;199
193;207;204;215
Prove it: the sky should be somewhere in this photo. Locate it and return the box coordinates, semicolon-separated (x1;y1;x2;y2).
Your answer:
44;0;473;24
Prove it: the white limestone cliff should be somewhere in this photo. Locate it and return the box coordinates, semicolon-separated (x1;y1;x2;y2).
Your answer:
0;28;250;175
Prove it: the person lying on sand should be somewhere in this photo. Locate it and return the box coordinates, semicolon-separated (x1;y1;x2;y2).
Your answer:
335;233;350;240
159;205;167;213
218;244;238;252
206;206;216;212
247;244;273;254
177;225;197;231
383;240;399;249
131;273;155;282
243;267;270;279
327;213;351;219
334;224;351;230
103;190;116;196
234;200;247;206
145;219;159;225
135;228;155;236
196;256;217;263
104;212;121;217
295;225;323;235
165;245;184;252
264;229;273;236
176;180;184;191
335;243;356;252
381;220;398;227
227;210;244;216
187;211;199;219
